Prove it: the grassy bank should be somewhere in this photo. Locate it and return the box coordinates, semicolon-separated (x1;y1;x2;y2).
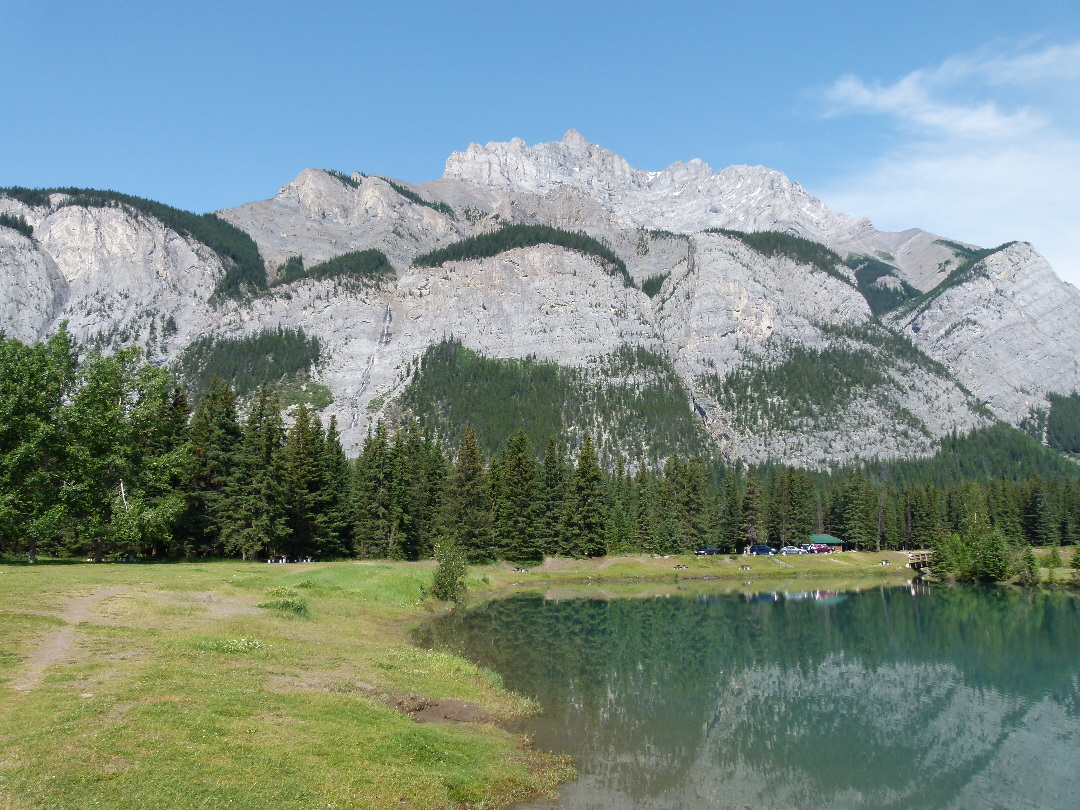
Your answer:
1;551;1072;808
0;561;571;809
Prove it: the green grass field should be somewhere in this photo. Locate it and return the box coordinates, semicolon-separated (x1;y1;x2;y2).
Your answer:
0;550;1073;808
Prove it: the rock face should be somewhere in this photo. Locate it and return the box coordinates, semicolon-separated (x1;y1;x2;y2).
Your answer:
889;242;1080;424
444;130;874;244
1;131;1076;465
0;196;224;357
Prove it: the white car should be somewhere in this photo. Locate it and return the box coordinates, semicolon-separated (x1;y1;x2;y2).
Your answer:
780;546;809;555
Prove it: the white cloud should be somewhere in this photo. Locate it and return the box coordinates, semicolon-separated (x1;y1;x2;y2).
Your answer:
816;40;1080;286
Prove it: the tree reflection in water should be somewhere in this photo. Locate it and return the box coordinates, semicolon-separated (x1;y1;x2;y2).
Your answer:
417;585;1080;809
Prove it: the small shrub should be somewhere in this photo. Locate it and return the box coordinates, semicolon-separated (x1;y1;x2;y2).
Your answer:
429;541;468;602
295;578;316;589
258;596;309;616
266;586;297;597
1016;547;1041;586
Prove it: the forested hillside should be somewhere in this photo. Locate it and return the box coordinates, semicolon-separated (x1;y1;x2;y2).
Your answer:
398;339;711;466
270;249;394;288
413;224;632;287
1;186;266;299
175;327;323;400
3;330;1078;579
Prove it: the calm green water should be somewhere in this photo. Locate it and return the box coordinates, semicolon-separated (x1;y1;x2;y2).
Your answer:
417;584;1080;809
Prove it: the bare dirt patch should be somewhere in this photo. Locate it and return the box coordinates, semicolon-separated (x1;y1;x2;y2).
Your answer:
265;674;497;725
537;557;573;573
8;587;127;693
154;590;259;619
393;694;497;725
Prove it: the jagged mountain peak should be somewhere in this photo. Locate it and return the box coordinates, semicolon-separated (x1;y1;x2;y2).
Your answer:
443;131;874;245
4;133;1078;468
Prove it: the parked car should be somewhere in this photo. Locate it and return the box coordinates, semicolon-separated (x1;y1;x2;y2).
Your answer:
808;543;834;554
749;544;776;556
780;546;808;555
695;545;719;556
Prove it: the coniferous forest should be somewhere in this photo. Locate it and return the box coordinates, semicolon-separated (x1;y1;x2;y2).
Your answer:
2;329;1079;579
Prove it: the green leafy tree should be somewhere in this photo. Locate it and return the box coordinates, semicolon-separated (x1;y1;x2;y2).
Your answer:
0;328;75;561
61;350;188;561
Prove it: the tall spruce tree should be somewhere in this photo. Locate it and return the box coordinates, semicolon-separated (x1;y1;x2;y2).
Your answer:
219;387;290;559
186;377;242;555
317;416;354;558
537;438;569;557
283;404;327;558
561;435;607;558
492;430;541;562
741;473;767;548
439;429;493;562
352;423;394;558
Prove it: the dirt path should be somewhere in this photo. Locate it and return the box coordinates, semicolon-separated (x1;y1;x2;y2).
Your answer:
8;587;127;693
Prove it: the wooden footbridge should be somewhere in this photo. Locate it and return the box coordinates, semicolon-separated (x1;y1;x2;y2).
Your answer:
906;551;933;572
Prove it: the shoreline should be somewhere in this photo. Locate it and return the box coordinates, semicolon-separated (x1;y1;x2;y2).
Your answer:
0;552;1073;808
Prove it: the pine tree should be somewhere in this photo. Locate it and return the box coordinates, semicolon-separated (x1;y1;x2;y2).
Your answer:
219;387;290;560
537;438;569;557
717;471;742;553
492;430;541;562
186;377;242;556
318;416;353;558
439;429;493;562
604;461;634;555
560;435;607;558
352;423;394;558
283;404;326;558
741;474;767;548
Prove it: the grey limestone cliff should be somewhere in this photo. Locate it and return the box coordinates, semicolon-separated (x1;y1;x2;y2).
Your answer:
2;131;1075;467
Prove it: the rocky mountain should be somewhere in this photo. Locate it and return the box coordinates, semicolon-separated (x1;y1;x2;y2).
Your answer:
2;131;1078;467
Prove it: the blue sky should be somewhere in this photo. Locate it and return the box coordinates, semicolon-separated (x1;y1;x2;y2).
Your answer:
3;1;1079;282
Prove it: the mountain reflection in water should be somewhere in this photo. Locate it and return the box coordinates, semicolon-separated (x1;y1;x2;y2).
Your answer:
416;585;1080;809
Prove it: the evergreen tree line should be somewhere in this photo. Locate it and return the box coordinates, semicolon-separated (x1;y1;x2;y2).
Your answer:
176;327;322;400
3;329;1080;568
845;255;921;316
705;228;852;287
0;211;34;239
0;186;266;299
901;239;1017;319
412;224;632;288
377;177;456;219
400;340;710;468
270;249;394;288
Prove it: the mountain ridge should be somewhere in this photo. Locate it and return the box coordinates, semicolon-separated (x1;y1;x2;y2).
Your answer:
2;131;1078;468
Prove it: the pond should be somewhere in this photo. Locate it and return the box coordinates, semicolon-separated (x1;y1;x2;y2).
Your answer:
416;584;1080;809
